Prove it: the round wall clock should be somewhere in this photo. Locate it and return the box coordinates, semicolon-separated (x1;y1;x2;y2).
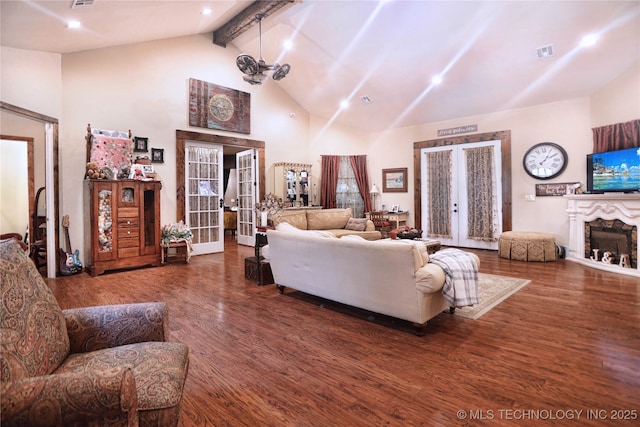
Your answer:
523;142;568;180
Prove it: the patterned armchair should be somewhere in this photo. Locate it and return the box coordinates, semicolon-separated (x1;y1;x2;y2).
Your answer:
0;238;189;426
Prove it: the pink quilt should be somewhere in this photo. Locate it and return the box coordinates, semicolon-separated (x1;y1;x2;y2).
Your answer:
89;133;133;172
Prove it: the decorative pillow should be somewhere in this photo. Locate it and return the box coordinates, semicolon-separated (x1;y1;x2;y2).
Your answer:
340;234;366;241
276;222;303;233
345;218;368;231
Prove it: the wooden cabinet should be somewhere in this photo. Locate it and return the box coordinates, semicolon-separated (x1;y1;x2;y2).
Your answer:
273;163;312;206
84;180;161;276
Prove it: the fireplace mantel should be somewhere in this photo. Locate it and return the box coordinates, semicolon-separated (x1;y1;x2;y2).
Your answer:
565;194;640;277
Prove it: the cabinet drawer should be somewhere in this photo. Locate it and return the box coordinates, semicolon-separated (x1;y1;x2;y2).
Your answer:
118;246;140;258
118;227;139;239
118;237;139;248
118;207;139;218
118;217;139;228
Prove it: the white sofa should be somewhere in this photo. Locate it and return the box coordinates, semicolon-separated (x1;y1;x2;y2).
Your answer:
265;226;479;333
272;207;381;240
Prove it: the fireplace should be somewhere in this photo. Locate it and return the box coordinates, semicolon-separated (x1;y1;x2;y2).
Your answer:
565;194;640;277
584;219;637;269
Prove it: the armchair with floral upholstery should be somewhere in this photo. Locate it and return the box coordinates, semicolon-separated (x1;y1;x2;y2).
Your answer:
0;238;190;427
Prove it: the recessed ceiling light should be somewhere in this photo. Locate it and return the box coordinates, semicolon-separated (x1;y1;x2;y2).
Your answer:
431;75;443;85
283;40;293;51
202;8;212;15
67;20;81;29
339;100;349;110
580;34;599;47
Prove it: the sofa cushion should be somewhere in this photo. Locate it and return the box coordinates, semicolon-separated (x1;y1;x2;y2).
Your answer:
306;208;352;230
57;341;189;412
331;229;382;240
273;210;308;230
345;218;368;231
276;222;336;238
0;239;70;381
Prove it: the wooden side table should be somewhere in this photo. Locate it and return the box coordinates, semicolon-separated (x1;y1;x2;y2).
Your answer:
162;241;189;264
244;227;274;285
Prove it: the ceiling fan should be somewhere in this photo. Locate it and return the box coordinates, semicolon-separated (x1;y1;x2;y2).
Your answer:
236;14;291;85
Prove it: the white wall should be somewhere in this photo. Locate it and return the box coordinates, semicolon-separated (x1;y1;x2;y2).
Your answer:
60;34;311;246
590;60;640;128
0;46;61;240
369;97;594;245
3;42;638;255
0;139;29;234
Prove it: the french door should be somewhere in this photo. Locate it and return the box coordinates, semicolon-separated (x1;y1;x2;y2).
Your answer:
420;140;502;250
236;149;259;247
185;142;224;255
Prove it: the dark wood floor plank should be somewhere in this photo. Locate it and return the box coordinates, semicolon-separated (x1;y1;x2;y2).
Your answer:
46;239;640;426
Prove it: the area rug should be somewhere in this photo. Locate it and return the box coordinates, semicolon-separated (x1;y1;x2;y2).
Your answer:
454;273;531;320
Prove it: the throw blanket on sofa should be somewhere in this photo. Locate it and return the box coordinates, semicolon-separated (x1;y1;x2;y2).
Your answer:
429;248;479;307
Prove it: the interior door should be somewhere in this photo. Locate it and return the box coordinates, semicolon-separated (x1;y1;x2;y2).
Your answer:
236;149;258;247
421;140;502;250
185;142;224;255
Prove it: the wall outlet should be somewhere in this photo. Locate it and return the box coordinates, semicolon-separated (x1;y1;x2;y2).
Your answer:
525;194;536;201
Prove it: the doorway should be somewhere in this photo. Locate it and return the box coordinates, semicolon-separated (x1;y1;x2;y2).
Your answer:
1;102;60;278
420;140;502;249
175;130;267;251
413;130;512;248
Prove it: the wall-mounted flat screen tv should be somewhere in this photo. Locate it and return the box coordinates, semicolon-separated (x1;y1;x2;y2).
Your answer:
586;146;640;193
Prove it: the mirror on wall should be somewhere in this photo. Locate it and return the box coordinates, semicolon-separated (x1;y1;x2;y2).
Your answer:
273;163;312;207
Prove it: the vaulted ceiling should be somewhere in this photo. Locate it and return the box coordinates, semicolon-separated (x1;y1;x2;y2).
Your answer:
2;1;639;131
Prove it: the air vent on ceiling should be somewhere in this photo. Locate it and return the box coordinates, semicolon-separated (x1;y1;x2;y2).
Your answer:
360;95;373;104
71;0;95;8
536;44;554;59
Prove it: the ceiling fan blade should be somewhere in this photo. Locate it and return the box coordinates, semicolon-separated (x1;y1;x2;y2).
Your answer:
272;63;291;81
236;54;259;75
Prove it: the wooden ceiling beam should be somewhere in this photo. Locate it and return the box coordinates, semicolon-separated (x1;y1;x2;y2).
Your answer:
213;0;295;48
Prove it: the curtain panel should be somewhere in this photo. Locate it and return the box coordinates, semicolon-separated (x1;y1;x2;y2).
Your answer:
426;151;452;238
464;145;498;241
592;119;640;153
320;155;340;209
349;155;372;214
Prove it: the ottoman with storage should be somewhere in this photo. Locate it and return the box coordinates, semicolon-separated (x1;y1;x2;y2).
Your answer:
498;231;556;262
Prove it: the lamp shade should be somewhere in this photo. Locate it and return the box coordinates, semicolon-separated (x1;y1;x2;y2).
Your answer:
370;184;379;195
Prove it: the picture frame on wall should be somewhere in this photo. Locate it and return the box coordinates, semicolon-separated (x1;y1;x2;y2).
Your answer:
151;148;164;163
382;168;408;192
133;137;148;152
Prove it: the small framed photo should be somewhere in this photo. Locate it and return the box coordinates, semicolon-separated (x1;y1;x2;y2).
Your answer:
142;164;154;174
382;168;408;192
151;148;164;163
129;164;146;180
390;204;399;213
134;137;148;152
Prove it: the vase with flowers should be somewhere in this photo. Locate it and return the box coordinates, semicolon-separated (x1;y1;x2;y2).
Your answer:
255;193;282;226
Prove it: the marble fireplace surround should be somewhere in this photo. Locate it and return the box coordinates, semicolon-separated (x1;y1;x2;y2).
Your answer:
565;194;640;278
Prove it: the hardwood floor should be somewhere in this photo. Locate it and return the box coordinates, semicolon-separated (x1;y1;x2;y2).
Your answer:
47;238;640;426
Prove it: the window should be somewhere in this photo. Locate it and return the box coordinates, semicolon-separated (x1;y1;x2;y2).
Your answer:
336;156;364;218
